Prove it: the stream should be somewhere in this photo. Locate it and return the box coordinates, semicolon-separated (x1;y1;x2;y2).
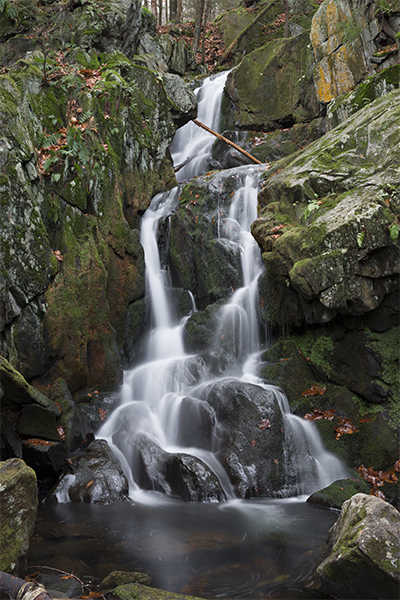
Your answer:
28;71;347;599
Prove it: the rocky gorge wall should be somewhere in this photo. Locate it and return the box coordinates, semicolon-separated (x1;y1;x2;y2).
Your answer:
0;0;197;399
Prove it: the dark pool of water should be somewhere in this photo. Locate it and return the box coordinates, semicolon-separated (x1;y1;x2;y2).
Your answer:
28;496;338;599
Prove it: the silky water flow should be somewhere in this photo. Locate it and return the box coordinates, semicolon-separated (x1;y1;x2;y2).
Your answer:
34;71;349;600
98;71;346;501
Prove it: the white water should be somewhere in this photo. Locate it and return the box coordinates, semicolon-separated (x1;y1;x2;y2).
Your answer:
170;70;230;181
98;71;347;503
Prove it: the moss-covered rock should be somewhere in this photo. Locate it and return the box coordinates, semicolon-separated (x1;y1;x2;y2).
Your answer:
317;493;400;599
0;355;60;414
253;89;400;332
306;477;371;509
223;32;319;131
169;172;248;309
0;39;196;395
0;458;38;576
105;582;204;600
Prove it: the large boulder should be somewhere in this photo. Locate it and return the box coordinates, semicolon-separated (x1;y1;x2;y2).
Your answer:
253;89;400;330
0;458;38;576
317;493;400;599
223;32;320;131
199;379;295;498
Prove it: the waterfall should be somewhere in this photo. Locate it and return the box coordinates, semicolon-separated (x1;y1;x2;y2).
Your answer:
97;71;347;503
170;70;230;182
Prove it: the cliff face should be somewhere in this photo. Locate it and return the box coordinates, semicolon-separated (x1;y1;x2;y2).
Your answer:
0;0;196;395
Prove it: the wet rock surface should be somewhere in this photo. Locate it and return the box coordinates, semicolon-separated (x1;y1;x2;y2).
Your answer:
50;440;128;504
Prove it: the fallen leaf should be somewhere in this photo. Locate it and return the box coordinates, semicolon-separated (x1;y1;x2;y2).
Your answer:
304;408;336;421
334;417;359;439
301;384;327;397
258;418;271;431
86;480;94;487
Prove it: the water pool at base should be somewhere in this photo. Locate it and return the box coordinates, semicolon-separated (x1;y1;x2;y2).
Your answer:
29;497;337;599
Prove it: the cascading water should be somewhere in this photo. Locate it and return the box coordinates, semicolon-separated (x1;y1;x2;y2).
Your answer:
98;71;347;502
33;70;353;600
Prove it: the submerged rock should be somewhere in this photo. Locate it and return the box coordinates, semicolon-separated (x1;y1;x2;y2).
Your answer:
317;493;400;599
100;571;151;590
0;458;38;576
105;582;203;600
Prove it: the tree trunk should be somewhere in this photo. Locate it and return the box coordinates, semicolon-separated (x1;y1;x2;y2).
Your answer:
177;0;182;21
284;0;289;37
170;0;177;21
143;0;149;8
151;0;157;20
219;0;279;63
201;0;211;64
192;0;206;57
158;0;162;24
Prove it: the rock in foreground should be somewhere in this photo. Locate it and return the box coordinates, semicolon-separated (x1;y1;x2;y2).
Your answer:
0;458;38;576
317;493;400;599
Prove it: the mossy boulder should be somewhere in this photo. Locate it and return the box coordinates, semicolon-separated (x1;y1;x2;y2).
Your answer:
0;355;60;414
327;64;400;130
105;583;203;600
317;493;400;599
253;89;400;332
100;571;152;590
307;477;371;509
0;458;38;576
223;32;319;131
0;0;142;66
169;170;253;309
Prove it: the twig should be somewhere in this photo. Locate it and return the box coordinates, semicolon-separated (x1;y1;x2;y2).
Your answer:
28;566;90;592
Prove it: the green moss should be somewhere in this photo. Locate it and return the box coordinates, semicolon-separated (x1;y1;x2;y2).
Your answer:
290;331;335;376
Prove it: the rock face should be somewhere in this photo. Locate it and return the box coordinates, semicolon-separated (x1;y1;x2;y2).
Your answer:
0;0;196;401
311;0;399;104
0;458;38;576
317;493;400;599
251;78;399;473
223;32;320;131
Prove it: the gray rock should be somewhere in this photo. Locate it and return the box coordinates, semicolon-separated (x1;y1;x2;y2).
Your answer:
165;453;227;503
0;458;38;576
317;493;400;599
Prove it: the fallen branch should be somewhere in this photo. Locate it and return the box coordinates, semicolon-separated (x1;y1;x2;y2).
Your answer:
219;0;279;64
28;566;89;592
0;572;53;600
192;119;262;165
